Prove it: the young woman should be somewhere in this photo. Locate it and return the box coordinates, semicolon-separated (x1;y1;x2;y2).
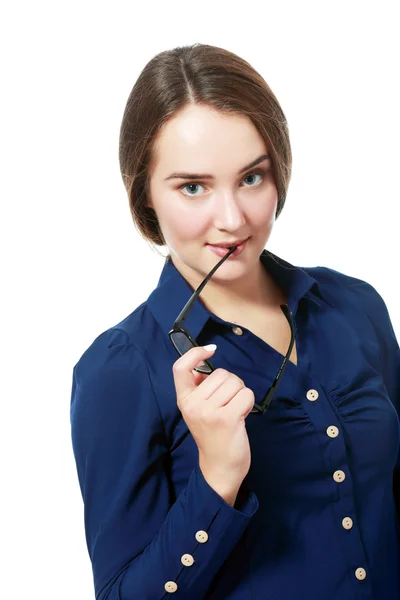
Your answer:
70;43;400;600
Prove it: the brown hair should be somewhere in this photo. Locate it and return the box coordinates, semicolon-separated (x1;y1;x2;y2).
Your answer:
119;43;292;261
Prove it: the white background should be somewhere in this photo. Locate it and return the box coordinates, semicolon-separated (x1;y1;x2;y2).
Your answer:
1;1;399;598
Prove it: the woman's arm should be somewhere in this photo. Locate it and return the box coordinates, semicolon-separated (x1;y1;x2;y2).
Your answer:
369;288;400;522
343;276;400;522
70;328;258;600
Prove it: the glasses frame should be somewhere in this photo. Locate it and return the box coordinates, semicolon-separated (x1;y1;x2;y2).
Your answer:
168;246;296;415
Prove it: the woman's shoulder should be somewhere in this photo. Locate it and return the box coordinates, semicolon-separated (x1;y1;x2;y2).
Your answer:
302;263;385;309
70;300;167;432
302;264;397;351
72;300;153;385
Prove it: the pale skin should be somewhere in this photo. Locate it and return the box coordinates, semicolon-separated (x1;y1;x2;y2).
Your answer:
147;102;283;314
147;103;297;505
147;102;297;365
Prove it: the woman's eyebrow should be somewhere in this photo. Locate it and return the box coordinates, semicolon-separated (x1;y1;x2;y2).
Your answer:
164;154;270;181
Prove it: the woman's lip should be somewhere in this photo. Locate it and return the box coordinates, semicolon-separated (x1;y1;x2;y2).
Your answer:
206;238;249;257
207;237;249;248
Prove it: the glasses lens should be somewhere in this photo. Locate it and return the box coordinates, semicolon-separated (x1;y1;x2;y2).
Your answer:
170;331;211;373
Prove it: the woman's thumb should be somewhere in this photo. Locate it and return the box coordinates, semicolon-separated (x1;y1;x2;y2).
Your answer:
172;344;217;399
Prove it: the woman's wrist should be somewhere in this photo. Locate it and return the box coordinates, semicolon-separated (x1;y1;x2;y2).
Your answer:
199;464;241;507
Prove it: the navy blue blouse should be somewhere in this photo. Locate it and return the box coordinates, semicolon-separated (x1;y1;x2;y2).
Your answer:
70;249;400;600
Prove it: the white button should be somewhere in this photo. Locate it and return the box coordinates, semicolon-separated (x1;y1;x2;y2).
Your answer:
195;530;209;543
164;581;178;593
232;326;243;335
306;389;319;401
327;426;339;438
181;553;195;566
333;470;346;483
355;567;367;580
342;517;353;530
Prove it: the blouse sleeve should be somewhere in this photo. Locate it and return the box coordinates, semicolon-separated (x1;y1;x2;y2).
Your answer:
343;276;400;523
70;328;258;600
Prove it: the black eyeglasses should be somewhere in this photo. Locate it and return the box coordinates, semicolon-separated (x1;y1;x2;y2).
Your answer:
168;246;296;414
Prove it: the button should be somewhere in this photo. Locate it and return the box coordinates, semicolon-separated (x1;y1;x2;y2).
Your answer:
333;470;346;483
355;567;367;580
306;389;319;401
181;553;195;566
232;326;243;335
195;530;209;543
164;581;178;593
327;426;339;438
342;517;353;530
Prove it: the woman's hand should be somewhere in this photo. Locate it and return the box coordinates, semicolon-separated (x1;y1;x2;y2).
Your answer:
172;344;254;504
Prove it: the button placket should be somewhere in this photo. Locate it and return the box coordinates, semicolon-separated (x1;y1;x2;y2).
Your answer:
164;530;208;593
302;383;371;593
324;418;351;537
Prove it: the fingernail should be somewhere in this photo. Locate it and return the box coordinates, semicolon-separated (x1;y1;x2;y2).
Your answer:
203;344;217;351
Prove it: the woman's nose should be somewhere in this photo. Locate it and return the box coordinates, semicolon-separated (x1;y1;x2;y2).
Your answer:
212;192;247;230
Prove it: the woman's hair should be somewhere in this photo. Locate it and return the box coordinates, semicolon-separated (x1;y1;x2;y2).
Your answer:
119;43;292;261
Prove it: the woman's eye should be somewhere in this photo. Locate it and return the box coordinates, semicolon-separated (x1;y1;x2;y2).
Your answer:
242;172;264;187
180;182;205;197
179;170;266;197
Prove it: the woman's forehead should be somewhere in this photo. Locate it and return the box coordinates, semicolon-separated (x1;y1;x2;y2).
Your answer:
152;106;266;175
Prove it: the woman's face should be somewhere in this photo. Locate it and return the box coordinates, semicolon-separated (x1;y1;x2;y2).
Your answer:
147;103;279;284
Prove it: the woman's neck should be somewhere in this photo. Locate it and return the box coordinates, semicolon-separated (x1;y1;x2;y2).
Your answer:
175;256;287;317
